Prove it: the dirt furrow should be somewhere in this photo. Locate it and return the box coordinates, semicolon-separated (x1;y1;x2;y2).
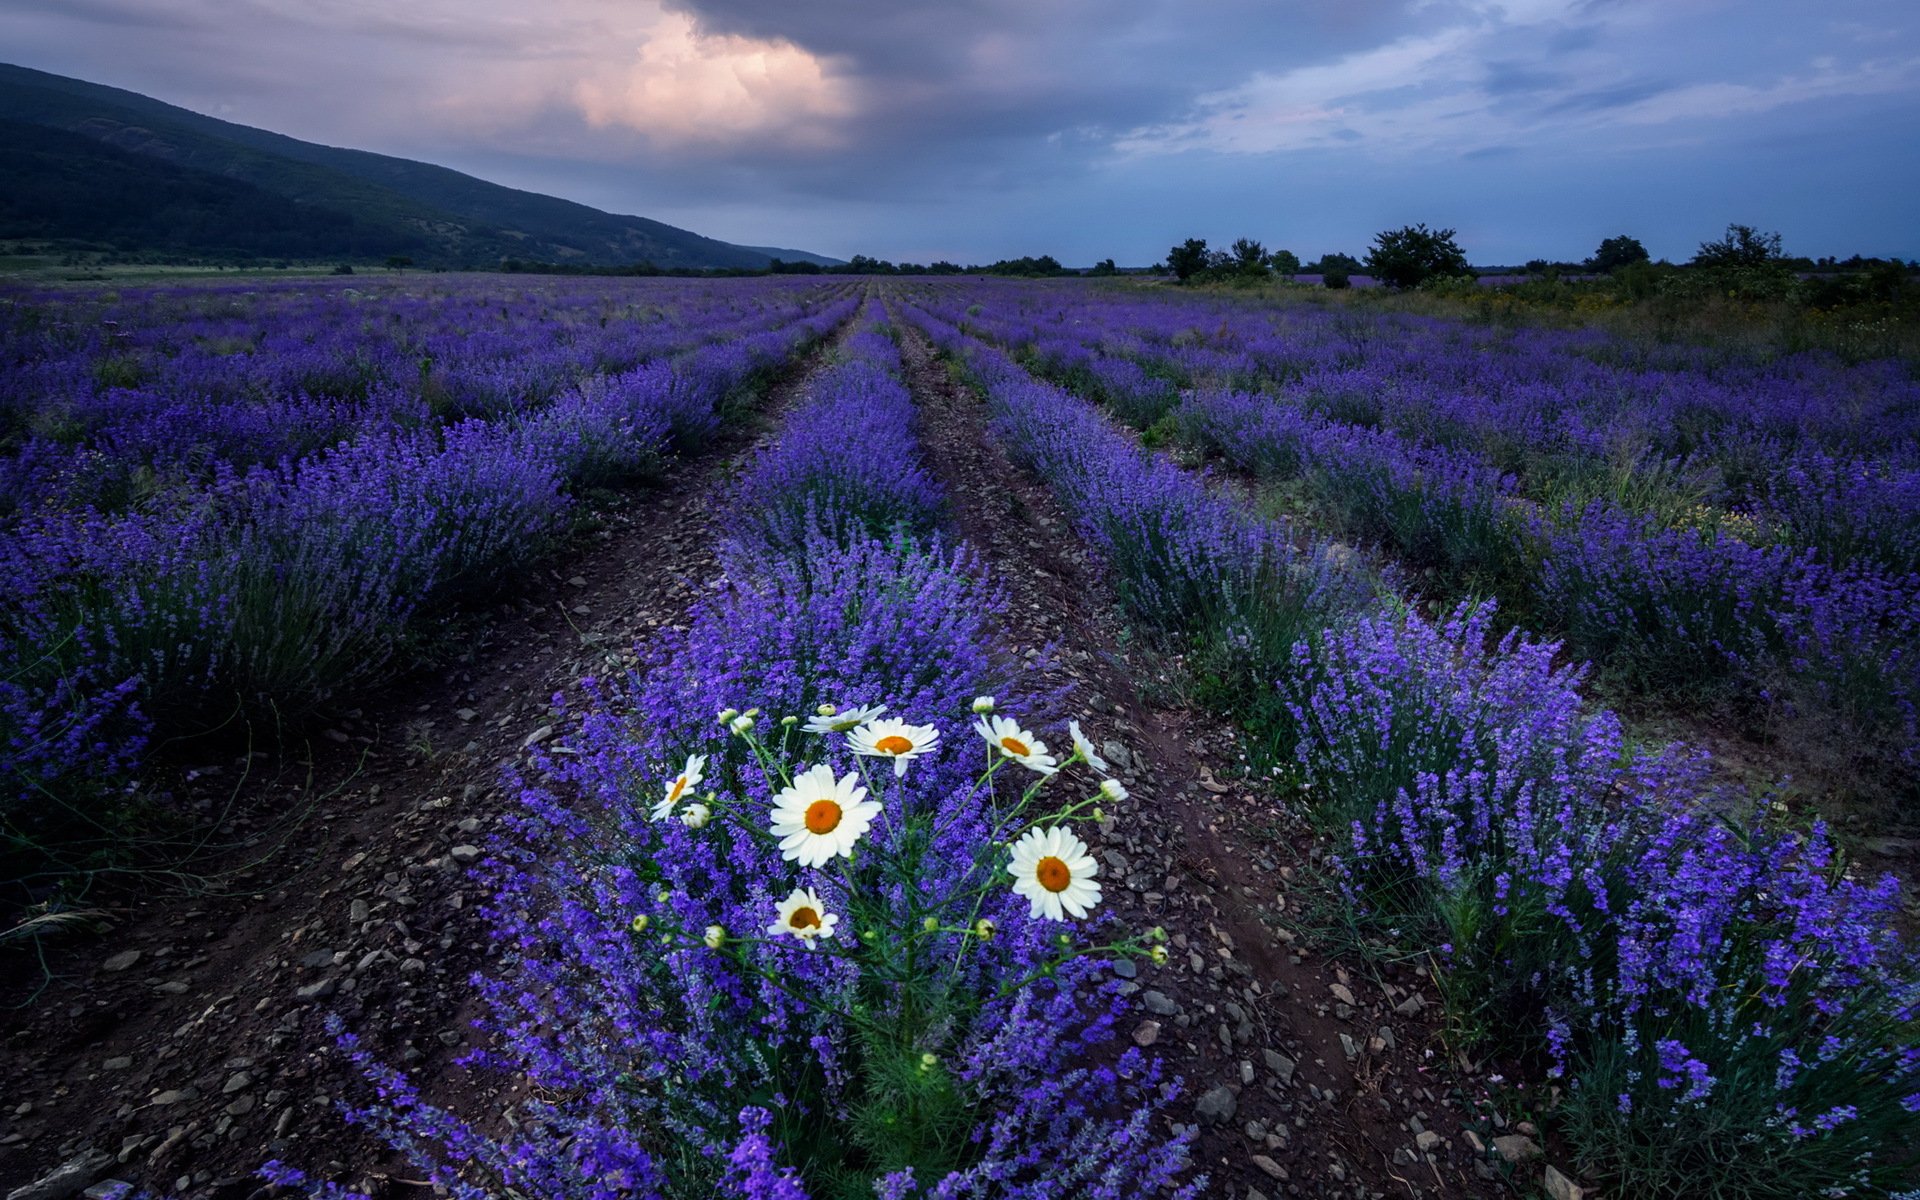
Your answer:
0;323;861;1200
892;315;1504;1200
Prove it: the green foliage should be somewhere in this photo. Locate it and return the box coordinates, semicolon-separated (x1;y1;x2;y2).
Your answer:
1322;270;1351;290
983;255;1064;277
1267;248;1301;276
1365;223;1470;289
1587;235;1650;274
1229;237;1270;277
1167;238;1209;282
0;62;826;270
0;119;421;262
1088;258;1119;276
1692;224;1784;270
1310;252;1363;274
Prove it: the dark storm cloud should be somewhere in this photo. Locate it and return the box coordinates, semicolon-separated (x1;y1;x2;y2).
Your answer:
1;0;1915;261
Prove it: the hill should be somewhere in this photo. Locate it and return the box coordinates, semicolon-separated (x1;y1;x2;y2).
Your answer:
0;62;838;270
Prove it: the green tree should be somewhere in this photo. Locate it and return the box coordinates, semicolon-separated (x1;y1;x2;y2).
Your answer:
1167;238;1209;282
1089;258;1119;277
1229;237;1270;277
1267;249;1301;276
1692;224;1784;269
1585;235;1648;274
1365;224;1469;288
1309;252;1362;274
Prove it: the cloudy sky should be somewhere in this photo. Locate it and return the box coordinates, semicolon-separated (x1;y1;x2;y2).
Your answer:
5;0;1917;264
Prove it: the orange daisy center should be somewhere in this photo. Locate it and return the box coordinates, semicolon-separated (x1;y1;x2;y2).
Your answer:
1035;856;1072;893
665;777;689;804
1000;736;1031;757
805;799;843;834
789;906;822;930
874;734;914;755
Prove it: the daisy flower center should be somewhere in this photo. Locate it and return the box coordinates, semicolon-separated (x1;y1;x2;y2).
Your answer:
874;734;914;755
666;777;688;804
788;907;822;930
805;799;844;834
1000;736;1032;757
1035;856;1072;893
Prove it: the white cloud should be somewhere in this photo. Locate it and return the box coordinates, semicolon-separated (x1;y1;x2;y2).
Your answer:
1114;4;1920;160
572;8;854;148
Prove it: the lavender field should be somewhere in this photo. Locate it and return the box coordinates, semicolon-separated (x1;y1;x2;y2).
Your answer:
2;275;1916;1200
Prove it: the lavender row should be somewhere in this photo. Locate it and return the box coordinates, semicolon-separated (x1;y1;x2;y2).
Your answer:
917;283;1920;800
909;279;1920;578
898;303;1920;1200
273;308;1201;1198
0;276;857;521
1173;387;1920;798
1;293;856;837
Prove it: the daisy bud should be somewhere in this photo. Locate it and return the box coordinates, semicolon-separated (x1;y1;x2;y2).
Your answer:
971;695;995;714
919;1052;939;1073
730;715;755;735
1100;778;1128;802
1055;932;1073;949
655;889;672;905
816;703;837;717
1149;945;1169;966
743;708;761;719
703;924;727;950
1091;807;1105;822
922;916;939;932
679;803;711;830
717;708;740;726
1148;925;1168;943
974;918;997;941
781;715;799;727
861;929;879;944
628;915;650;934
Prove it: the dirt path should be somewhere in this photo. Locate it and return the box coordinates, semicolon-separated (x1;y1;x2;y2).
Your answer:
0;324;859;1200
892;313;1506;1200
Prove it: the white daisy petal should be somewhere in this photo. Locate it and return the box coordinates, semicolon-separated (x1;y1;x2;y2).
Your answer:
972;715;1059;776
768;886;838;948
848;718;941;778
650;753;706;822
801;703;888;736
1069;720;1111;775
1007;824;1102;921
768;764;881;867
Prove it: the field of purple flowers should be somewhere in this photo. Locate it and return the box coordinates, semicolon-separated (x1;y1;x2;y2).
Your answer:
1;275;1915;1200
895;282;1920;1198
1;275;855;871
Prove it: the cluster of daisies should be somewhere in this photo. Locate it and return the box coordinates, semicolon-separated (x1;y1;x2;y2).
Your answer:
647;697;1134;950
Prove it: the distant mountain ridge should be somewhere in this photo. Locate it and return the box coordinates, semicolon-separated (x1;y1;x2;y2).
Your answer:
0;62;839;269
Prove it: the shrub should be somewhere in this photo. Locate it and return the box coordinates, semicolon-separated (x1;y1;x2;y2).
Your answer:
1364;224;1469;289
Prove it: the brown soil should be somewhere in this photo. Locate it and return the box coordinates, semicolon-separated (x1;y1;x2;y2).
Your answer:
892;313;1512;1199
1;303;1561;1200
0;335;846;1200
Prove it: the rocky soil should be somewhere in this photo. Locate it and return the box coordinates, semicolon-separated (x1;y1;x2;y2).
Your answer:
1;300;1594;1200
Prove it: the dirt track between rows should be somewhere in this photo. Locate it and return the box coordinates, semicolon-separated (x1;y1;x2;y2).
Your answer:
4;298;1523;1200
0;329;854;1200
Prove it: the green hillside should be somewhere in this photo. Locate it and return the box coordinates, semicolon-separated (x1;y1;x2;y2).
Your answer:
0;62;838;269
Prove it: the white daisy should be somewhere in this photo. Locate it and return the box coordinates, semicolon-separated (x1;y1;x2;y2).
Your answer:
1069;720;1110;775
769;764;881;867
1099;778;1128;802
972;715;1058;775
650;754;706;822
802;703;887;736
767;886;839;947
1007;825;1103;921
848;717;942;777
